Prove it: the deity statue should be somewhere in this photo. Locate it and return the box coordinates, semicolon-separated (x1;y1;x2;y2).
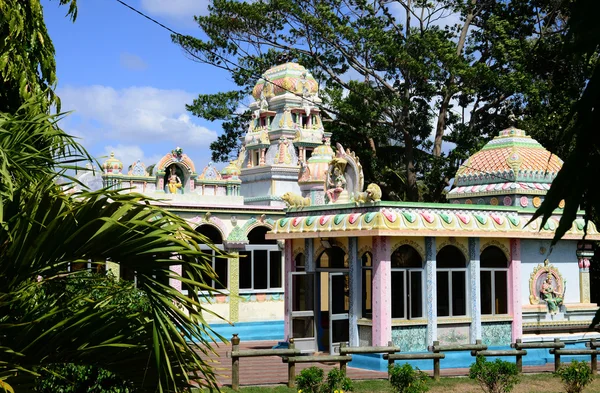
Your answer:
325;162;347;203
541;274;564;315
167;165;182;194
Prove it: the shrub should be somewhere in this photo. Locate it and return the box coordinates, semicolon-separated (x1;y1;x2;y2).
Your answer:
296;367;353;393
296;366;324;393
555;360;594;393
35;364;136;393
325;368;353;393
388;363;429;393
468;355;519;393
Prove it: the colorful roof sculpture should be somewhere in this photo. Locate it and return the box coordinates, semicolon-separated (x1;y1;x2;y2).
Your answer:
252;62;319;100
266;203;600;240
298;139;335;184
221;161;242;179
102;152;123;174
448;127;563;199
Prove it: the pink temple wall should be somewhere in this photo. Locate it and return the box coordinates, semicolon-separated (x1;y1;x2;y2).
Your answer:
372;236;392;346
509;238;523;341
284;239;293;341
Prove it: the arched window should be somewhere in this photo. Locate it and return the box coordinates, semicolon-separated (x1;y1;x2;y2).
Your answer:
437;245;467;317
197;224;223;244
391;245;423;319
480;246;508;315
317;246;347;268
240;226;282;291
361;252;373;318
195;225;227;290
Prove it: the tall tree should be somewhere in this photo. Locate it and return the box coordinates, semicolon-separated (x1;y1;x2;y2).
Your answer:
176;0;585;201
0;0;77;113
531;0;600;244
0;2;224;391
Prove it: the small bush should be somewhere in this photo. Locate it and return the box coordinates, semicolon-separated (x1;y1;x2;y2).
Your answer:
296;367;353;393
296;366;324;393
388;363;429;393
325;368;353;393
469;355;519;393
555;360;594;393
35;364;136;393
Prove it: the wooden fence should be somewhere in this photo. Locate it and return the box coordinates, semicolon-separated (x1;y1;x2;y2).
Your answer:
228;335;600;390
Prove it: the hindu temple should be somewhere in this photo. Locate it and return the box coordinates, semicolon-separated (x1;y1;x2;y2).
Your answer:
77;62;599;368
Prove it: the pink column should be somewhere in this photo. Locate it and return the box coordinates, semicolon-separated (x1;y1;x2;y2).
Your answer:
284;239;293;341
372;236;392;346
509;239;522;341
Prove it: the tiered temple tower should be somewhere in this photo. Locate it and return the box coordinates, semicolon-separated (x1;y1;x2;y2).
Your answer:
239;62;331;206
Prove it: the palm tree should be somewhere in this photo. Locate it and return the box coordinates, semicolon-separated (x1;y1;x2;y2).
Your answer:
0;99;226;392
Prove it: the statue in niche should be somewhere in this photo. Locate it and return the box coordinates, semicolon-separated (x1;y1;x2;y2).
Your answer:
259;90;269;112
528;258;566;315
541;274;564;315
298;159;311;181
167;165;182;194
325;158;347;203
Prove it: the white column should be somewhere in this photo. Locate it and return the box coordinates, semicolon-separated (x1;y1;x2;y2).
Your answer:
425;237;437;344
469;237;482;343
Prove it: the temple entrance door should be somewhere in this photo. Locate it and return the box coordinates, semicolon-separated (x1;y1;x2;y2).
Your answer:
290;271;317;353
328;272;349;354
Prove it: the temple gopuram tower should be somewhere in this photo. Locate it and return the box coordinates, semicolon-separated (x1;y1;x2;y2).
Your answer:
239;62;331;206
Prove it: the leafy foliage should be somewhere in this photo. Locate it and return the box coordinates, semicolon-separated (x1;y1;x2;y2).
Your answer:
468;356;519;393
295;367;353;393
555;360;595;393
176;0;590;202
388;363;429;393
530;0;600;247
296;366;324;393
325;368;353;393
0;97;227;393
0;0;77;113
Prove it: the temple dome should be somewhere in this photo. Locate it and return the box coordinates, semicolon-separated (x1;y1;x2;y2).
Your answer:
221;161;241;179
448;127;564;203
102;152;123;174
252;62;318;100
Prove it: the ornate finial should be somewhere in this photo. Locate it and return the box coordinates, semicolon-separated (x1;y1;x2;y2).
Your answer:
110;152;115;158
508;113;517;127
544;258;549;267
204;212;211;222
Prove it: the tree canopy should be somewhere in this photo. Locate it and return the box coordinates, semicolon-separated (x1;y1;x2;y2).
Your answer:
176;0;593;202
530;0;600;245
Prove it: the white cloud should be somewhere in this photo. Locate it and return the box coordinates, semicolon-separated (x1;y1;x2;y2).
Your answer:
119;52;148;71
140;0;209;21
101;144;163;170
58;85;218;147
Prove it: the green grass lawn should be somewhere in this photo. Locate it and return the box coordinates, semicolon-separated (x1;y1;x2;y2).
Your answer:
202;373;600;393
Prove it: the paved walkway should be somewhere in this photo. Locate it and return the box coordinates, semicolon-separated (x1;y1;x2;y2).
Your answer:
202;340;565;388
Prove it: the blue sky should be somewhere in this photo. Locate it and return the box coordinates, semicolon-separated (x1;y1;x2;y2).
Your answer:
44;0;234;171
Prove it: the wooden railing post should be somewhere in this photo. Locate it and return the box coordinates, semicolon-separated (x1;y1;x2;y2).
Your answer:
591;339;597;374
340;343;348;373
432;341;441;380
554;338;561;372
288;338;296;388
515;339;523;373
231;334;240;391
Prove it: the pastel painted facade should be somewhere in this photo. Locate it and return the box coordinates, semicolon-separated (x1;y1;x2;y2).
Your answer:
265;123;599;355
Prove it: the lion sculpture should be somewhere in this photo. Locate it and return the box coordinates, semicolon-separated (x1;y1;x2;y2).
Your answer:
353;183;382;206
281;192;311;208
